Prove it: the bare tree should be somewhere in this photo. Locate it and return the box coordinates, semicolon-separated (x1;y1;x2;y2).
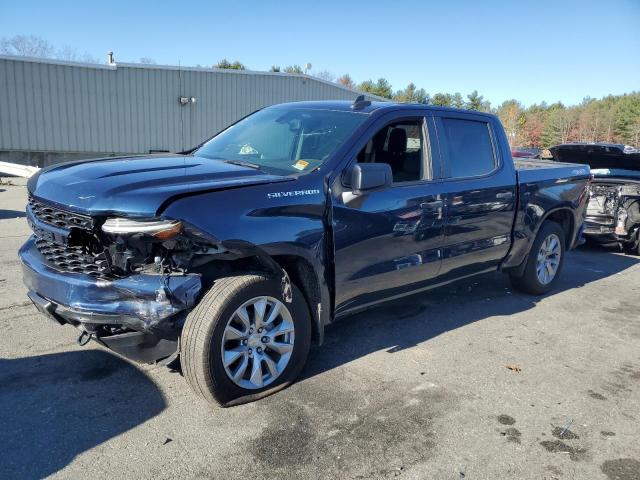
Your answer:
57;46;100;63
1;35;100;63
497;100;525;146
139;57;157;64
577;107;599;142
313;70;335;82
558;109;578;144
337;74;355;89
0;34;54;58
601;108;616;143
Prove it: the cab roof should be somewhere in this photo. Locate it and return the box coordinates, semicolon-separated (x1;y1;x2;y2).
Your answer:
269;100;496;119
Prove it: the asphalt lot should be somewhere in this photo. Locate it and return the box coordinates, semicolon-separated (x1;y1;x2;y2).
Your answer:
1;181;639;480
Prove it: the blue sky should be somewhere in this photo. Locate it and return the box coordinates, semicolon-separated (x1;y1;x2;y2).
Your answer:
1;0;639;107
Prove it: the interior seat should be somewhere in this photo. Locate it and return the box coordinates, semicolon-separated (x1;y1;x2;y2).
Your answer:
380;128;407;176
397;151;421;182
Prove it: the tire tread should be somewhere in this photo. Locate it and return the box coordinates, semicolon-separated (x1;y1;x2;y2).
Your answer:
509;221;566;295
181;274;269;404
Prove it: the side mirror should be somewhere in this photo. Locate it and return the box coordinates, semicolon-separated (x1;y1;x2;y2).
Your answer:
349;163;392;195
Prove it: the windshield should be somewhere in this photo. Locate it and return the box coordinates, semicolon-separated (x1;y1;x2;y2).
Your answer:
194;107;368;175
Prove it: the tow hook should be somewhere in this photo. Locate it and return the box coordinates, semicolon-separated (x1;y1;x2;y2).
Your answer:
77;331;93;346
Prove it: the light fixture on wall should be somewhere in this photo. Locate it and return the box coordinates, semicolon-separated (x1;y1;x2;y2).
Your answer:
179;96;196;105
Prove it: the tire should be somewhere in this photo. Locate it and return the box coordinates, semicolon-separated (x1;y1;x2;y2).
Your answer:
622;231;640;256
180;273;312;407
509;221;566;295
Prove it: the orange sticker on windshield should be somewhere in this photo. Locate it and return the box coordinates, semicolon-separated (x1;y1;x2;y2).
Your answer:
293;160;309;171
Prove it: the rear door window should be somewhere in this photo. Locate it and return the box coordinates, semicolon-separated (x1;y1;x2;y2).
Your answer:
440;118;496;178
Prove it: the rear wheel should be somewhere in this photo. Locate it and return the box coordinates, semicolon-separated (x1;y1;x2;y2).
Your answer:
510;221;566;295
180;274;311;406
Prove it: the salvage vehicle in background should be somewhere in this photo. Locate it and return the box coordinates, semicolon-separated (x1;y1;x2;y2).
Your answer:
551;143;640;255
511;147;541;159
20;98;590;406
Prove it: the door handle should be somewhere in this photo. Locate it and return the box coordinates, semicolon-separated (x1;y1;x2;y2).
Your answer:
420;200;443;210
496;191;514;200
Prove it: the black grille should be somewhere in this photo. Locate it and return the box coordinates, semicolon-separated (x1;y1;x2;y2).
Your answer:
35;238;112;278
28;195;94;230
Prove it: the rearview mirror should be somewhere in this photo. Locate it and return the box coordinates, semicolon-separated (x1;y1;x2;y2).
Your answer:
349;163;392;195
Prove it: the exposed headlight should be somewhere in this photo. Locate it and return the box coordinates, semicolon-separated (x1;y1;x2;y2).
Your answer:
615;209;628;235
102;218;182;240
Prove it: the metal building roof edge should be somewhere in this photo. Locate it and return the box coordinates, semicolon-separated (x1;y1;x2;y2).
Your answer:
0;54;388;102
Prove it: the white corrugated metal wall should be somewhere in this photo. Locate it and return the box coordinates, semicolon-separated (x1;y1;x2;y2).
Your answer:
0;55;381;157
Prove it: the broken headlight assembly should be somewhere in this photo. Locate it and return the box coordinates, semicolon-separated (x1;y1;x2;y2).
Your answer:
615;208;628;235
102;217;182;240
98;218;225;278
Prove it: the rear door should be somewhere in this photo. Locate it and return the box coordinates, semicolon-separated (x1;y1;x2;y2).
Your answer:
331;111;445;315
432;112;517;280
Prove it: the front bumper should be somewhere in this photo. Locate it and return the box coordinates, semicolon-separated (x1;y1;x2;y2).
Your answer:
19;236;202;332
584;215;617;242
584;217;639;246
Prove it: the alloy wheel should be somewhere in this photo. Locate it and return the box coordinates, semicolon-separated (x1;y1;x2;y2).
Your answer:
536;233;561;285
221;296;295;389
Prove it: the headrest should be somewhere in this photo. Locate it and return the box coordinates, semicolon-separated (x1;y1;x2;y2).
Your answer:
388;128;407;154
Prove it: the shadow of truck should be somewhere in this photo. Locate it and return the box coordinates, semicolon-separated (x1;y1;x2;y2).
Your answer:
0;350;166;479
303;246;639;380
0;209;26;219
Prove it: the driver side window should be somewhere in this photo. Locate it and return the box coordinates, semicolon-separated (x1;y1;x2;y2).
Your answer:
356;120;425;183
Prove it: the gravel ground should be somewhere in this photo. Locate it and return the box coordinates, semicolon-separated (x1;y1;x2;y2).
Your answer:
1;181;639;480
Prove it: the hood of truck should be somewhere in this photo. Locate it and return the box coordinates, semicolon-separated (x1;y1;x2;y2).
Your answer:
550;144;640;172
27;154;292;217
590;168;640;180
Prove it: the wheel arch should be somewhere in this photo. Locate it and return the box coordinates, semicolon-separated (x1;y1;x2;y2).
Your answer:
543;207;575;249
195;241;328;346
271;254;324;345
502;207;575;276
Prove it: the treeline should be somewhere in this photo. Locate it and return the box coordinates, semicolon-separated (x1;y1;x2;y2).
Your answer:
339;76;640;148
495;94;640;148
223;62;640;148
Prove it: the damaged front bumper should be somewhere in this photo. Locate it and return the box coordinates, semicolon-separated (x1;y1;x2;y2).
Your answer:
584;216;639;245
19;236;202;361
584;215;618;240
584;181;640;247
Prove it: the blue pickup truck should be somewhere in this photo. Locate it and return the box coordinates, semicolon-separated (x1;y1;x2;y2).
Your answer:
20;98;591;406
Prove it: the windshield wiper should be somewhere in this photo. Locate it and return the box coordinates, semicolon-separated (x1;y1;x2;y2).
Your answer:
223;159;262;170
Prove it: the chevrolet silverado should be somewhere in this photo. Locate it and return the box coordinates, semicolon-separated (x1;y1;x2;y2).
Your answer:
20;98;591;406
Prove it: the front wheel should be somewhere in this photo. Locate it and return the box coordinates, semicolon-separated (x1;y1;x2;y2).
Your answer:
510;221;566;295
180;274;311;406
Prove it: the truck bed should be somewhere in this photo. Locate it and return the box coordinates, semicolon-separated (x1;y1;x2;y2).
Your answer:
514;158;590;183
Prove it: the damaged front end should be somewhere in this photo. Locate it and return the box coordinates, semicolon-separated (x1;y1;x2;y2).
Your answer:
585;180;640;252
18;194;235;362
549;143;640;254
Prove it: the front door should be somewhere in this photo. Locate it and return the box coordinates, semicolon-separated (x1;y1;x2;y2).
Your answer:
331;112;445;315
